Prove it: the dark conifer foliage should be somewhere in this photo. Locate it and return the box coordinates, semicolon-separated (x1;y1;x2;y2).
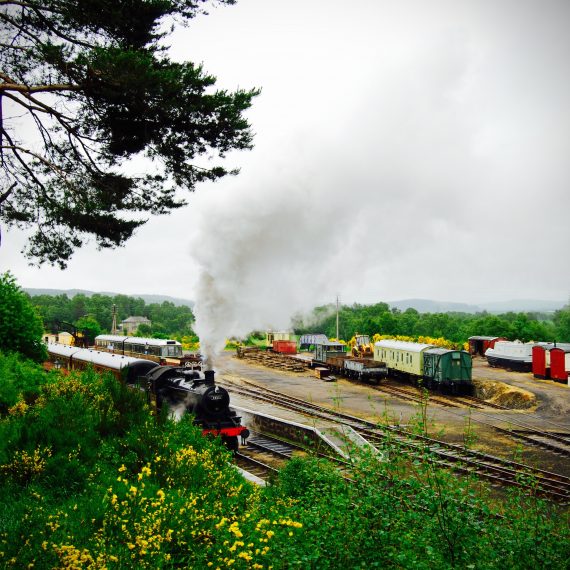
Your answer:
0;0;259;266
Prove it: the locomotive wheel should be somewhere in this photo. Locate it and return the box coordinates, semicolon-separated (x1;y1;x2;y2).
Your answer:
222;436;239;453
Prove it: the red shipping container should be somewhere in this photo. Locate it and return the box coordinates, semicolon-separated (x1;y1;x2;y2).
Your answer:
532;345;548;379
273;340;297;354
549;348;569;383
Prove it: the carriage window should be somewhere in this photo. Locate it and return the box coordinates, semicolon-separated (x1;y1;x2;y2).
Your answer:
165;345;181;357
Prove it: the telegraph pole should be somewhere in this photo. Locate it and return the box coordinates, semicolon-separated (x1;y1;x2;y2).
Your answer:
336;294;340;340
111;304;117;335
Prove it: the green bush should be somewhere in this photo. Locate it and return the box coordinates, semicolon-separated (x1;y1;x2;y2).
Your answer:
0;272;46;361
0;352;48;414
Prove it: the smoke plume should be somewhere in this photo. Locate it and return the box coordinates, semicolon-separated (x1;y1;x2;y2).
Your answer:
187;0;570;366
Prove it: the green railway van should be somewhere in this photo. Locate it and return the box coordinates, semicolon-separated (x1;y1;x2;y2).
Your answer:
423;349;472;394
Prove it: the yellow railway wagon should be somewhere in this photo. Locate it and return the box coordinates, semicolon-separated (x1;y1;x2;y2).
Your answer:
374;339;433;377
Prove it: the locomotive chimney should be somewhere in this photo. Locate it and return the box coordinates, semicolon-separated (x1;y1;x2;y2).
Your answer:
204;369;215;383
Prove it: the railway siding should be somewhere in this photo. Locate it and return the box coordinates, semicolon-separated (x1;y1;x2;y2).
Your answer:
222;375;570;503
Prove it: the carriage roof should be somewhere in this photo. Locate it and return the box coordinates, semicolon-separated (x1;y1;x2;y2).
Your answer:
374;340;433;352
95;335;181;346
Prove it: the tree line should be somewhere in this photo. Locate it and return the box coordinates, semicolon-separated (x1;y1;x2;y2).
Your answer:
292;302;570;344
29;291;195;340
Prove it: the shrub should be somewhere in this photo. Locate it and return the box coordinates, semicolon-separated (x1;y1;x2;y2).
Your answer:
0;272;46;361
0;352;49;414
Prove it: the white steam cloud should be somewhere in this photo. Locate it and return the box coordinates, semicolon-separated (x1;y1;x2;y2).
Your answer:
189;168;354;368
186;0;570;366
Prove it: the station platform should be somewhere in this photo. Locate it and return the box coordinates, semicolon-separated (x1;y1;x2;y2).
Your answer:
232;396;383;461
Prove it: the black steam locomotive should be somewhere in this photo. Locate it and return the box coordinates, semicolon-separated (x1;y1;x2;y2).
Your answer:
147;366;248;451
46;344;248;451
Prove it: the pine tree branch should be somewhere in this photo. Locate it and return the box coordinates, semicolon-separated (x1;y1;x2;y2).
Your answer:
0;83;81;94
0;180;16;204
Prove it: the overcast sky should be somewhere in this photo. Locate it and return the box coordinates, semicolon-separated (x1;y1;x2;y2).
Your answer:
2;0;569;322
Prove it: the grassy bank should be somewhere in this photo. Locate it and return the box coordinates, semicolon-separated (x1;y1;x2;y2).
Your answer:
0;352;568;568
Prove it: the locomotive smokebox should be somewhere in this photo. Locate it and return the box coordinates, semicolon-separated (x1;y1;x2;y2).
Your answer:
204;369;215;383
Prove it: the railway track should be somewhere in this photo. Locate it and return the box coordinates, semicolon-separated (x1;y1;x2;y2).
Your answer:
372;381;506;410
234;433;298;482
373;378;570;458
454;395;507;410
322;375;570;459
234;451;279;481
376;383;464;408
245;432;295;458
472;412;570;458
221;378;570;503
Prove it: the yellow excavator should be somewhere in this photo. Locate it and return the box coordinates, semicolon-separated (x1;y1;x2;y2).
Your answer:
351;334;373;358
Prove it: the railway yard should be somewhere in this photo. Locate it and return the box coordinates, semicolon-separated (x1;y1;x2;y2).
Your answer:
218;351;570;502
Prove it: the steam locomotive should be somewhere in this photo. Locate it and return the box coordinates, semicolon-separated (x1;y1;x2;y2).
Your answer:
146;366;247;451
46;343;248;451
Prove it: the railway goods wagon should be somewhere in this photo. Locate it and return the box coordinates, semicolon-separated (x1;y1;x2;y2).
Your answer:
272;340;297;354
94;335;186;366
532;345;550;379
532;343;570;382
317;354;352;378
266;331;295;349
299;334;329;351
343;358;388;384
468;336;506;357
325;354;352;371
422;348;472;394
313;341;346;365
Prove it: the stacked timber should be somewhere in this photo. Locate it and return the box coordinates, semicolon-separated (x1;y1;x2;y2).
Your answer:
235;347;307;373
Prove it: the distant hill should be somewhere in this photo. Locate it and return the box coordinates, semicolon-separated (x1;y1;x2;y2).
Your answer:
388;299;481;313
24;288;194;308
477;299;566;313
389;298;565;314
